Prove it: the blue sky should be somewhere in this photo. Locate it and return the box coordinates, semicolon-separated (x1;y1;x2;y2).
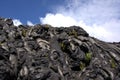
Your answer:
0;0;120;42
0;0;65;24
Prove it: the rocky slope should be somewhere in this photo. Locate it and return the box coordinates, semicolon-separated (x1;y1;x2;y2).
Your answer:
0;17;120;80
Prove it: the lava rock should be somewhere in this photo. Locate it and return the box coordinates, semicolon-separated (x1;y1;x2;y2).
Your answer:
0;17;120;80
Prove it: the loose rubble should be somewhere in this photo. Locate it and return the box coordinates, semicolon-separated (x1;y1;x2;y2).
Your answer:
0;17;120;80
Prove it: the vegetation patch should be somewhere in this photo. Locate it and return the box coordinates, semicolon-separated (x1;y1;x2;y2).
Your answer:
59;42;67;51
79;62;86;70
110;58;116;68
85;52;92;62
22;29;27;37
68;29;78;38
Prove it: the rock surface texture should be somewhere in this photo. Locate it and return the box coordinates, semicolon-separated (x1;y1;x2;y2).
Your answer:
0;17;120;80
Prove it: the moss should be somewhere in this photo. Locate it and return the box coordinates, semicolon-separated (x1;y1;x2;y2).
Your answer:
85;52;92;62
110;58;116;68
79;62;85;70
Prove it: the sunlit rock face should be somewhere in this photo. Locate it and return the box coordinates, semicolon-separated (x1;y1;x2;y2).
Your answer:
0;17;120;80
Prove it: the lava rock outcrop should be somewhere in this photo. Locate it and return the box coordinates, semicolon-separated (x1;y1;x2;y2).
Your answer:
0;17;120;80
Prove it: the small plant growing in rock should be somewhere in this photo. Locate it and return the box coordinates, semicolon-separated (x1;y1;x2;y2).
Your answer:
59;42;66;51
22;29;27;37
85;52;92;62
44;24;50;29
79;62;85;70
69;29;78;38
110;58;116;68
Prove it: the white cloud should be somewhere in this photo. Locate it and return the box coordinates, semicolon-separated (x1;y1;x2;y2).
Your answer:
40;13;77;27
27;21;34;26
13;19;22;26
40;0;120;42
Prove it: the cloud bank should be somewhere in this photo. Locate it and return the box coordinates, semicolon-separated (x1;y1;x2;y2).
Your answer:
40;0;120;42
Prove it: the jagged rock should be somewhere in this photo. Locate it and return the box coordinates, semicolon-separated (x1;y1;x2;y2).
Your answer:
0;17;120;80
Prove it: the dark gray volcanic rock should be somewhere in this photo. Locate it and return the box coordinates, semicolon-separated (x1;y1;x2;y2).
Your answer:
0;17;120;80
